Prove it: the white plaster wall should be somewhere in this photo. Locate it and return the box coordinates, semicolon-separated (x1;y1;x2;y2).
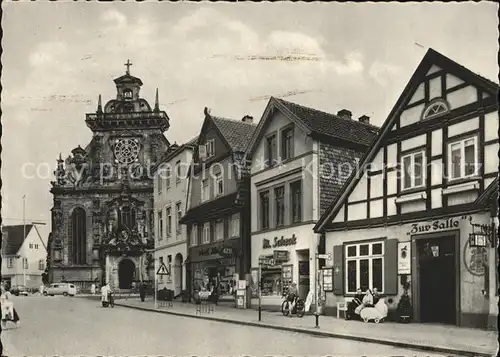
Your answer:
369;199;384;218
401;134;426;152
446;74;464;88
349;173;368;202
332;206;344;223
484;111;499;142
484;143;499;174
430;159;443;186
387;171;398;195
431;189;442;209
387;144;398;168
370;174;384;199
447;86;478;109
400;104;425;127
400;200;426;214
348;202;367;221
429;76;442;100
431;129;442;156
448;117;479;137
407;83;425;105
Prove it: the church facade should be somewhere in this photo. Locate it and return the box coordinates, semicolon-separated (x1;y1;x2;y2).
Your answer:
49;64;170;291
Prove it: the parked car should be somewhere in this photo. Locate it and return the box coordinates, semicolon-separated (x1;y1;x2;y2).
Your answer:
44;283;77;297
10;285;29;296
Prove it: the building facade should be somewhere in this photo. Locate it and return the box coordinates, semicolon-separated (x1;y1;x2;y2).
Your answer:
2;224;49;289
246;97;378;309
314;49;499;329
49;66;170;291
180;109;256;303
152;138;197;296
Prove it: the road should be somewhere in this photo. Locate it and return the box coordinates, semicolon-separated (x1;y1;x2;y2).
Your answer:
3;295;453;356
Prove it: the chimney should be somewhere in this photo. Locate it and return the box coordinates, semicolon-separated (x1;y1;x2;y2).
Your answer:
358;115;370;124
337;109;352;120
242;115;253;124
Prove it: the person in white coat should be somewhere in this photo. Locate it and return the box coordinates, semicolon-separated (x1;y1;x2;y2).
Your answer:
101;283;111;303
90;283;96;295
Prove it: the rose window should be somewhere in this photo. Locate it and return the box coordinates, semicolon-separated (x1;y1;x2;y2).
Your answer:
114;139;140;164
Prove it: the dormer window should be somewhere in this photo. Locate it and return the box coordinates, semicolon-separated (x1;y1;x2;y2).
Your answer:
123;89;133;100
422;99;449;120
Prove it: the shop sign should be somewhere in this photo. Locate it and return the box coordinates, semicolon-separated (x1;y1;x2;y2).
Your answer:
198;245;235;258
398;242;411;274
273;250;289;263
464;240;488;276
263;234;297;249
406;216;467;236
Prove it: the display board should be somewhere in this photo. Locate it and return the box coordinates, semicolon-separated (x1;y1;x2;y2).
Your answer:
322;268;333;292
281;264;293;295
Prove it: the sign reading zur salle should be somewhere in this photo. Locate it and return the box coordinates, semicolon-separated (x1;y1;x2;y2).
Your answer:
407;217;465;235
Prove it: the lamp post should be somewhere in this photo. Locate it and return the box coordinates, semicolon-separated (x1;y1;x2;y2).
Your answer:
23;195;27;287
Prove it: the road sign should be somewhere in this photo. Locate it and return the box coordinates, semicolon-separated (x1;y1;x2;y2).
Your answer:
156;262;170;276
317;253;332;260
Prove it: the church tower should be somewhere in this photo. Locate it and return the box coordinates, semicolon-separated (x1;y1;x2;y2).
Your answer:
49;61;170;290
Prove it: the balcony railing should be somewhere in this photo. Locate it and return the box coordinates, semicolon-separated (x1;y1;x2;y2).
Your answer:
86;111;168;121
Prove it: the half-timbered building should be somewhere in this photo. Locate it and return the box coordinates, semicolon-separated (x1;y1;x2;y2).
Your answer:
314;49;499;329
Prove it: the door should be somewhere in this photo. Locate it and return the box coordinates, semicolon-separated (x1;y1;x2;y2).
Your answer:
298;261;310;300
418;236;456;324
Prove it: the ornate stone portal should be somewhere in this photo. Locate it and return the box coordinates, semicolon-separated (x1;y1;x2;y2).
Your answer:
49;64;169;291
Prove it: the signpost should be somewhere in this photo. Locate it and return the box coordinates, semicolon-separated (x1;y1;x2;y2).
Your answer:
314;252;332;328
155;262;170;309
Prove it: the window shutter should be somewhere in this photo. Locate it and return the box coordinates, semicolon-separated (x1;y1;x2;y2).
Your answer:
384;238;398;295
333;245;344;295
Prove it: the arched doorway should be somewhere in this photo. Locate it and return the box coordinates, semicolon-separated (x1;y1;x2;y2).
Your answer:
174;253;183;296
118;259;135;289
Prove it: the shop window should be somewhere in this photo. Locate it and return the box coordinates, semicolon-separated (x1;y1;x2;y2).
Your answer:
261;268;282;296
166;207;172;238
281;126;294;161
190;224;198;246
202;222;211;244
259;191;270;230
176;202;182;234
274;186;285;227
448;136;478;181
215;219;224;241
265;133;277;167
290;180;302;223
157;211;163;241
201;179;210;202
230;213;240;238
345;241;384;294
401;150;426;191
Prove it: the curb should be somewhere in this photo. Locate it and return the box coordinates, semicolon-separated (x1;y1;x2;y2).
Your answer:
115;302;494;357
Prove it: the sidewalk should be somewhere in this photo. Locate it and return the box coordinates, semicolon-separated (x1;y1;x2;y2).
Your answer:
115;297;498;357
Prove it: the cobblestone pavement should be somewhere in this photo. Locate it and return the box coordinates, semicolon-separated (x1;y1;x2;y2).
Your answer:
115;297;498;357
2;296;458;356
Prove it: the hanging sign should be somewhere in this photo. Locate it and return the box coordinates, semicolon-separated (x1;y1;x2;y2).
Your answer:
398;242;411;274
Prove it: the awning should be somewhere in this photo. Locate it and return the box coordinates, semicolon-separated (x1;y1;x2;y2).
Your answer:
180;193;240;224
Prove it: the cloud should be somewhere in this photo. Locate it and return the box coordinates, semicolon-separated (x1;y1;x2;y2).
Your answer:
368;61;402;86
101;9;127;28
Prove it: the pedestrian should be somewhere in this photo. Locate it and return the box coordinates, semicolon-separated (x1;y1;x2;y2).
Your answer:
101;283;111;305
139;282;146;302
1;291;20;327
90;283;96;295
39;284;44;296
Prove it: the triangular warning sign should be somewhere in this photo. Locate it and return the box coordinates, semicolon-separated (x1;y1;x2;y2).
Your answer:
156;263;170;275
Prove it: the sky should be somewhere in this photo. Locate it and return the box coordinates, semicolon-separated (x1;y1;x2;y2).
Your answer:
1;1;498;228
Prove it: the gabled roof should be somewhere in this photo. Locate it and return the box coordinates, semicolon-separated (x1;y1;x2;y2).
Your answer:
277;98;379;146
247;97;379;157
1;224;33;256
476;177;499;206
314;48;499;233
211;116;257;152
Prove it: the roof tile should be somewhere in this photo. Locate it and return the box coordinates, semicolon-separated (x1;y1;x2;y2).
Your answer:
211;117;257;152
2;224;33;256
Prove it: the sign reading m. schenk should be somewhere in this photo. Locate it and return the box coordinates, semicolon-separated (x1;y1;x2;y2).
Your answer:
263;234;297;249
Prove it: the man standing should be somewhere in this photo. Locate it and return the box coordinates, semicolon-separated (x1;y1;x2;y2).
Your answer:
139;282;146;302
90;283;96;295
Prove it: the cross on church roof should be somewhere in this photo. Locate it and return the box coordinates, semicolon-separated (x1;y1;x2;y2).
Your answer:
124;59;132;75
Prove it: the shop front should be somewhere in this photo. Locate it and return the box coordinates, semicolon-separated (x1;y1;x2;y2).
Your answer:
323;211;497;328
250;224;318;310
188;238;241;302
